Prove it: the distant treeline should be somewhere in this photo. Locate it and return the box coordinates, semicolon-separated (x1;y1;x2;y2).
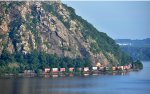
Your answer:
121;46;150;61
116;38;150;61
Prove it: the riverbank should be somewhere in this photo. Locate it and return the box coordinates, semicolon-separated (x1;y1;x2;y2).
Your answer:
0;68;141;78
0;60;143;78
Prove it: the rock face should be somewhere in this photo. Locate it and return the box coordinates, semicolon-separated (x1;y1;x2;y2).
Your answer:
0;1;132;67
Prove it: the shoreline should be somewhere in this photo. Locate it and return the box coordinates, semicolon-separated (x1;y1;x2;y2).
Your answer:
0;69;141;78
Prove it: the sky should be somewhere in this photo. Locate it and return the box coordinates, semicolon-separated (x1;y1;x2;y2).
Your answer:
62;1;150;39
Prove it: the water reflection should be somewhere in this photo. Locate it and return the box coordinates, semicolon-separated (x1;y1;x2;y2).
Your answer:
52;75;58;78
83;74;89;76
0;61;150;94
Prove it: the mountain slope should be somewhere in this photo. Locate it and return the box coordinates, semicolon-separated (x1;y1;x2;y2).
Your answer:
0;1;134;71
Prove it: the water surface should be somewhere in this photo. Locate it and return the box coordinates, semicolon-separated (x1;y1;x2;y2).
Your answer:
0;61;150;94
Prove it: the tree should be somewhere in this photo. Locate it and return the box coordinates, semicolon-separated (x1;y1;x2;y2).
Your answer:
0;49;15;64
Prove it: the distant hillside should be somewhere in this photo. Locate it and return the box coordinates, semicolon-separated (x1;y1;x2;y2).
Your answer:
116;38;150;60
116;38;150;47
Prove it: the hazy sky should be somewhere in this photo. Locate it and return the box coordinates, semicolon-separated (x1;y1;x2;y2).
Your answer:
62;1;150;39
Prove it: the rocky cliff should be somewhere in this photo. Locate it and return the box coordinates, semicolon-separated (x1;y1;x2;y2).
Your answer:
0;1;133;67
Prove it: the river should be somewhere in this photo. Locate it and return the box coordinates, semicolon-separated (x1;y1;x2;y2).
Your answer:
0;61;150;94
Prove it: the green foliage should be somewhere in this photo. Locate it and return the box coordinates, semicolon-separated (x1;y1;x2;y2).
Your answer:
24;5;42;48
121;46;150;60
2;41;8;48
133;60;143;69
31;4;40;24
0;34;5;39
90;42;101;53
0;66;20;75
10;2;25;6
0;14;4;25
119;51;133;66
44;42;51;48
8;8;22;51
0;50;92;74
0;50;15;65
62;4;76;20
25;13;30;21
42;3;70;28
42;2;56;16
